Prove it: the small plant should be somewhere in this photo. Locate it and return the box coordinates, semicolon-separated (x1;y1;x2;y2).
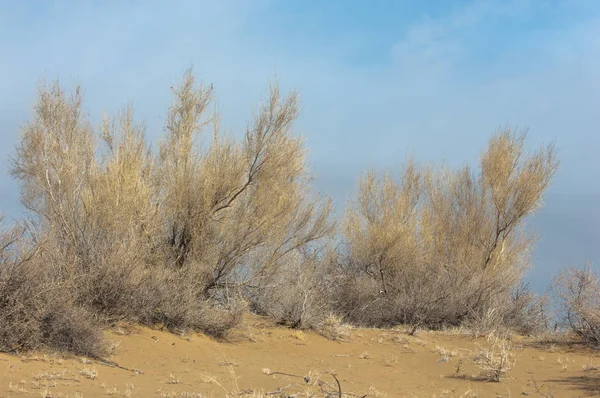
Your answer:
383;355;398;367
124;383;135;397
359;351;371;359
472;334;516;382
436;344;457;361
318;314;351;341
454;358;464;377
556;356;572;372
583;361;600;372
167;374;182;384
79;368;98;380
39;388;56;398
291;330;306;341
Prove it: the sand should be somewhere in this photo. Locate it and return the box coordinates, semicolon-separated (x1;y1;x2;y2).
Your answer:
1;315;599;397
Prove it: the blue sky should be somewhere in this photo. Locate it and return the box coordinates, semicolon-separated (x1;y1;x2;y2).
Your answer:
0;0;598;291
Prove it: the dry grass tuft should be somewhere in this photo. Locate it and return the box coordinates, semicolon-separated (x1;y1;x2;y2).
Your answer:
79;367;98;380
471;334;516;382
317;314;351;341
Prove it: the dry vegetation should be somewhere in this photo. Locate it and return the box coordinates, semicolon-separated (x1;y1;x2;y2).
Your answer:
335;131;557;334
553;265;600;345
1;69;598;373
2;71;332;355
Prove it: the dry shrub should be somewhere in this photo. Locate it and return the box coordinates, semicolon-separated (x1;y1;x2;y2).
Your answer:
317;314;351;341
76;254;244;338
135;267;247;338
501;283;549;335
37;300;108;357
336;130;558;332
0;218;107;356
554;265;600;345
332;274;392;327
3;70;332;354
472;333;516;382
156;72;332;288
248;249;333;330
1;70;559;357
462;283;549;337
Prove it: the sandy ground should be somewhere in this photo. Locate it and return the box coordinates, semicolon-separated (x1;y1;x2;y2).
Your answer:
1;315;600;397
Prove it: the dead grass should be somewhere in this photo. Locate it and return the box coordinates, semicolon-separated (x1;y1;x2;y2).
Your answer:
317;314;351;341
471;334;516;382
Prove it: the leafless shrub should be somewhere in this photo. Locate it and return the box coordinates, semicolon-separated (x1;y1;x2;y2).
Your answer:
472;334;516;382
2;71;558;356
3;69;332;353
553;265;600;345
0;216;107;356
248;248;334;330
461;284;548;337
336;130;558;331
0;222;48;352
502;283;549;335
38;299;108;357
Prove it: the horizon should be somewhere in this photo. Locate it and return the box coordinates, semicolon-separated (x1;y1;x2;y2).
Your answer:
1;0;598;292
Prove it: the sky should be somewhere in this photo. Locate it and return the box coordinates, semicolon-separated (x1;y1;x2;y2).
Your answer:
0;0;598;292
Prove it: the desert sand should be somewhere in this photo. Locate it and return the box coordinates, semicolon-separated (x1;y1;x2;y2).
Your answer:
1;316;599;397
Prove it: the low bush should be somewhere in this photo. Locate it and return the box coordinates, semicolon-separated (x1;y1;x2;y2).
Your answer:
554;265;600;345
248;249;333;330
0;220;107;356
472;334;516;382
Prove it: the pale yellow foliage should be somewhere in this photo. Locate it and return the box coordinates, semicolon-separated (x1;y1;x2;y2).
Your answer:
6;69;333;341
157;70;333;290
340;129;558;329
